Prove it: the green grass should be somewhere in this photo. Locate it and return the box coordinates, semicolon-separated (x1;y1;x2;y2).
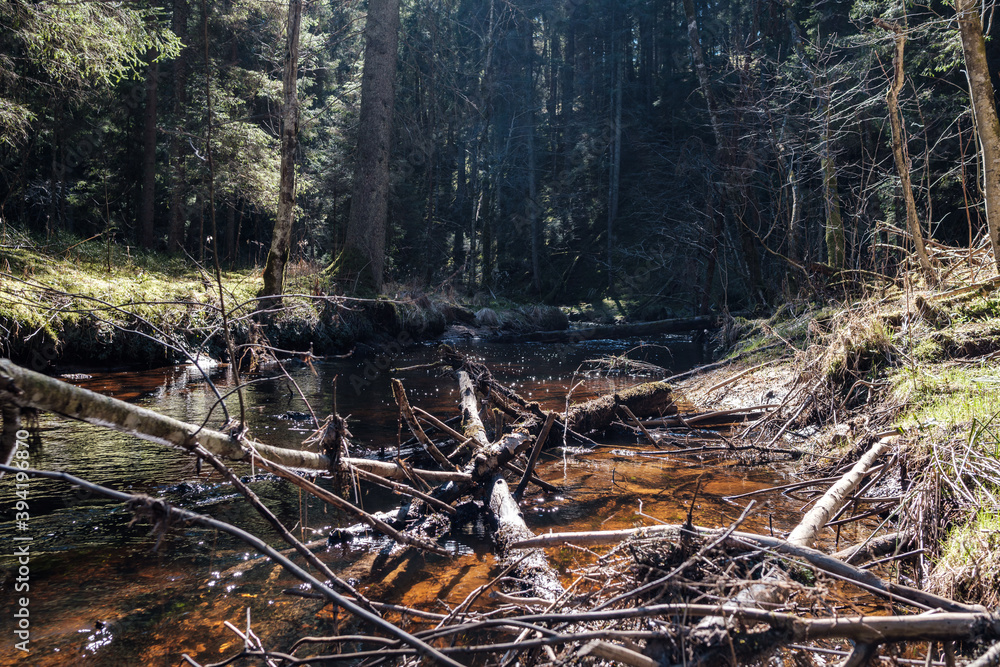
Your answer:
891;364;1000;434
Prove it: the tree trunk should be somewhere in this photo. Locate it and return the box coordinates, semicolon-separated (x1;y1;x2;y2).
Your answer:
607;21;623;292
168;0;189;252
527;30;542;295
139;57;158;249
784;6;845;273
821;121;845;270
956;0;1000;272
882;20;934;282
259;0;302;304
341;0;399;292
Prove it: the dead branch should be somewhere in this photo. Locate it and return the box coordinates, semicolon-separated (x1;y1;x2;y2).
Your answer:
1;464;463;667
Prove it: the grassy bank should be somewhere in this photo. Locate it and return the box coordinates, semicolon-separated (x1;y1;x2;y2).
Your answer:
695;259;1000;612
0;231;573;368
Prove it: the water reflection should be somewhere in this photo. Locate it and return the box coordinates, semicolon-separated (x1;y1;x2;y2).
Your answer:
0;335;821;665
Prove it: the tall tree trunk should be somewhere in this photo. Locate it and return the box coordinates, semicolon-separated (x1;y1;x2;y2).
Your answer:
527;29;542;295
784;6;845;272
683;0;731;305
139;57;159;249
260;0;302;303
340;0;400;292
453;136;467;273
787;151;801;266
821;91;845;271
607;12;623;292
956;0;1000;272
168;0;189;252
682;0;722;142
880;19;934;282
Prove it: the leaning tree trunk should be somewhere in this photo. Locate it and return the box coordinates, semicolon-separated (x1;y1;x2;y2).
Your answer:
881;19;934;282
259;0;302;304
340;0;399;292
957;0;1000;271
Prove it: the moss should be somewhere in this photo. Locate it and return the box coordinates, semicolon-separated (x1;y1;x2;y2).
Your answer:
912;337;944;362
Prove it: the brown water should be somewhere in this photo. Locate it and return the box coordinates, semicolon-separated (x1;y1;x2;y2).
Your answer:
0;336;845;666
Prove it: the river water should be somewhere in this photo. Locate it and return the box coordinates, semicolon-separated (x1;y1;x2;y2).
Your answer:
0;336;822;665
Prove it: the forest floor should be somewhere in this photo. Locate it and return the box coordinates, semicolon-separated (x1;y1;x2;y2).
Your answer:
0;230;573;368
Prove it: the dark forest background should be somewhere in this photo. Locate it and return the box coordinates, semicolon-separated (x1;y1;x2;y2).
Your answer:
3;0;999;315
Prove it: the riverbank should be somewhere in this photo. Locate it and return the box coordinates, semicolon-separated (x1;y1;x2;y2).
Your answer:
673;273;1000;613
0;233;573;369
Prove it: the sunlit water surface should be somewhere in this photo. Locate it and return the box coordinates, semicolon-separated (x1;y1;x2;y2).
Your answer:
0;336;865;665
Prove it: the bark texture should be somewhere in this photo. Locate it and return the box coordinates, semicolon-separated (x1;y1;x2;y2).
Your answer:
957;0;1000;271
260;0;302;302
0;359;327;470
342;0;400;291
883;21;933;280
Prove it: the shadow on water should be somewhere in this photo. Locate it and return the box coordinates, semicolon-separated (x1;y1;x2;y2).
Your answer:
0;335;832;665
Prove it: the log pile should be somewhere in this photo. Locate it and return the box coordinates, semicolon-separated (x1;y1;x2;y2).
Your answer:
4;350;1000;667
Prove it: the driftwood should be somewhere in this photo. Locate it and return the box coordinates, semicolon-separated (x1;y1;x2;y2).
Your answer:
689;434;902;656
832;530;915;565
341;457;469;483
787;436;896;548
513;411;555;500
0;358;330;470
510;523;981;614
454;365;564;601
391;378;456;470
488;476;563;601
499;603;1000;645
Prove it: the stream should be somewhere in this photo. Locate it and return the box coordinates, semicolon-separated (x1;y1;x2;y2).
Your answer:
0;335;849;665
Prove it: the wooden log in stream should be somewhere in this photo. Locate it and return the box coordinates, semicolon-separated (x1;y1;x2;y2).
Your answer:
566;380;675;434
0;358;331;470
689;434;903;657
455;367;565;601
509;522;982;614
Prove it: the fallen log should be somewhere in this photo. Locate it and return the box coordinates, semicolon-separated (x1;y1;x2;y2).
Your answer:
392;378;456;470
691;434;902;655
488;476;563;601
494;314;721;344
0;358;330;470
832;530;915;565
787;435;896;549
455;366;564;602
342;457;470;483
567;381;675;435
494;604;1000;646
510;523;981;614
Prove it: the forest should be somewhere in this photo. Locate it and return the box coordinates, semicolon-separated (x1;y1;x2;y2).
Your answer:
7;0;1000;666
5;0;999;306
